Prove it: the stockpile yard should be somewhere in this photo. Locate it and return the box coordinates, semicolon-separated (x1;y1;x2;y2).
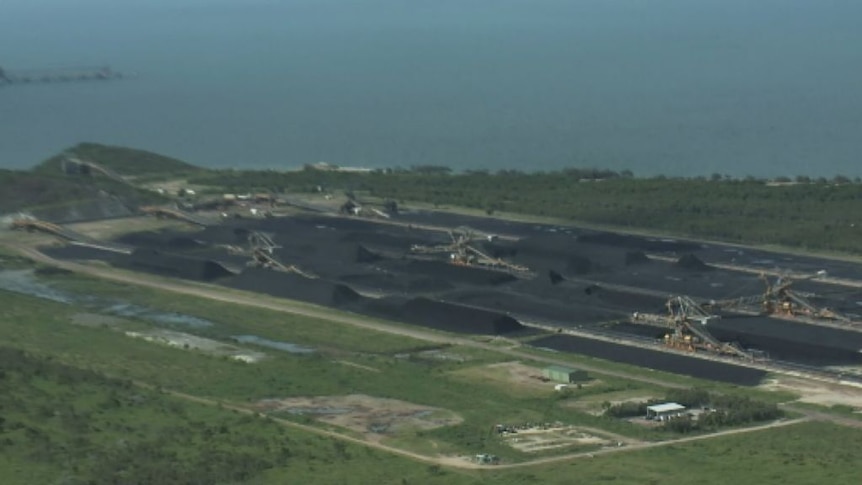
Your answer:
29;207;862;384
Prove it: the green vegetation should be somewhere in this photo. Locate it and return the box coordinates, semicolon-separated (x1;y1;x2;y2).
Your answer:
1;262;861;482
604;388;783;433
189;167;862;253
0;347;475;485
0;169;164;215
481;421;862;484
34;142;202;178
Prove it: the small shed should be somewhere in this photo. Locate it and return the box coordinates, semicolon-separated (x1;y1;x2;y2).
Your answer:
543;365;588;383
646;402;686;421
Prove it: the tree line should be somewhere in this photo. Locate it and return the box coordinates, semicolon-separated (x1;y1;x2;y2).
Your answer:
188;166;862;253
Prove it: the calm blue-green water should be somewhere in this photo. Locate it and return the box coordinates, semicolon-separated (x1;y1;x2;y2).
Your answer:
2;0;861;177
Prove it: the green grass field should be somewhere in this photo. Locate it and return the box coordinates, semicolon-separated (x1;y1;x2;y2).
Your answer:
2;263;861;483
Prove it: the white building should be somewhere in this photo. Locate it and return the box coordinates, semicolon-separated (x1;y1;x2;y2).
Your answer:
646;402;686;421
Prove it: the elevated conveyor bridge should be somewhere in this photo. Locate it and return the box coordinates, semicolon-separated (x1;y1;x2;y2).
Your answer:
9;218;132;254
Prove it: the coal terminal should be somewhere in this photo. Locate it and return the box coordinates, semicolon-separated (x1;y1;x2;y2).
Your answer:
38;208;862;384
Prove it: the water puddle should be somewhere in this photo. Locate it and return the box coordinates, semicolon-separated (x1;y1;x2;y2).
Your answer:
0;270;215;329
0;269;74;303
106;302;214;329
232;335;315;354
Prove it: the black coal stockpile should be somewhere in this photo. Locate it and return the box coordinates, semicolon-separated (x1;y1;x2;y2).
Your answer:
442;288;617;325
117;231;206;251
531;335;767;386
405;260;517;286
40;245;122;264
709;317;862;366
480;240;518;259
339;273;453;294
339;231;427;251
274;241;383;267
514;277;666;314
515;234;578;257
624;251;651;266
224;268;364;307
675;254;713;272
566;255;594;274
578;232;701;253
195;225;254;245
399;298;525;334
118;249;234;281
316;242;383;264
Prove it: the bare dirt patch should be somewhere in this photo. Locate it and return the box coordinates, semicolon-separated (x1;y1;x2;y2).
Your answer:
450;361;562;395
499;423;624;453
253;394;462;439
760;377;862;409
452;361;600;396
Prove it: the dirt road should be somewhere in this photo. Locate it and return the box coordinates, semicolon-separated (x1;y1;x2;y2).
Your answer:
149;380;808;471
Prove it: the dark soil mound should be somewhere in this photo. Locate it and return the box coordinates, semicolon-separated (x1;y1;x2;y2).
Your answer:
118;249;234;281
675;254;712;271
223;268;363;307
531;335;767;386
624;251;650;266
398;298;525;335
405;260;517;286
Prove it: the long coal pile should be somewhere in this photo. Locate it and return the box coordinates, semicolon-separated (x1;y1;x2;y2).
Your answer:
440;288;619;325
116;231;207;251
398;298;525;334
117;249;234;281
338;273;453;294
577;232;701;253
708;316;862;366
223;268;365;308
675;254;713;272
401;260;517;286
531;335;767;386
40;245;123;264
625;251;651;266
512;276;667;314
339;230;428;252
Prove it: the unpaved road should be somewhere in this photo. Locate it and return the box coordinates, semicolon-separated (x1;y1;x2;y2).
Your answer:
151;381;808;471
